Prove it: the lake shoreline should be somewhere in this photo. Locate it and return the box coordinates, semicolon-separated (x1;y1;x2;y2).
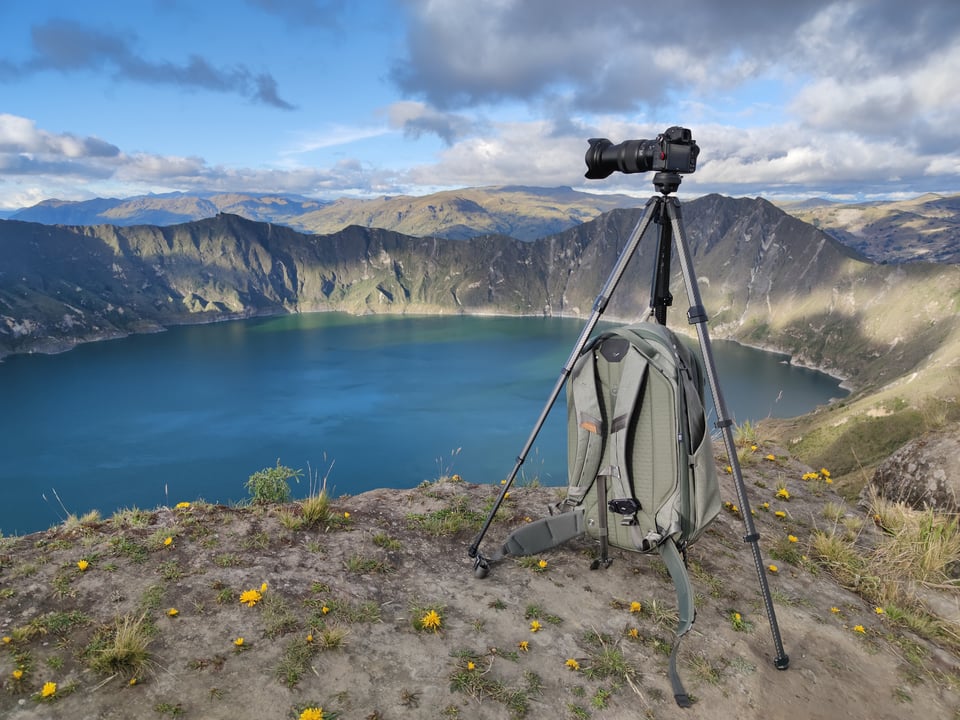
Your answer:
0;306;853;393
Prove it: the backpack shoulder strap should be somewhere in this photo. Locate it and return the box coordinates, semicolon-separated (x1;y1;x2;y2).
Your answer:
486;508;587;562
658;538;695;708
565;334;609;505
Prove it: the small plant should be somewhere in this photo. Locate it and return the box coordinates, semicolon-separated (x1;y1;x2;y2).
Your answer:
688;651;724;686
275;637;319;688
406;496;486;537
300;459;336;526
86;613;153;676
372;532;402;551
516;556;549;573
246;460;302;505
344;554;391;574
412;604;445;633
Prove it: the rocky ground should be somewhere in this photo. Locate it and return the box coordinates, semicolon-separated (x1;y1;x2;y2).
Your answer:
1;444;958;720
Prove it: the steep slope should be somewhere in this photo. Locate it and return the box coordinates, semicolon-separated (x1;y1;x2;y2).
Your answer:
781;193;960;263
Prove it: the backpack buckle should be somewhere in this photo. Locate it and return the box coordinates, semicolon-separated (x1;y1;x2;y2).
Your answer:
608;498;641;515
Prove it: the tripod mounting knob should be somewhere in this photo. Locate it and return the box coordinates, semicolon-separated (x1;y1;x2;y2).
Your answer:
653;172;682;195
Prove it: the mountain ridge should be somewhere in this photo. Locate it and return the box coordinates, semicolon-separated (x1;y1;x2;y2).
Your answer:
9;186;640;242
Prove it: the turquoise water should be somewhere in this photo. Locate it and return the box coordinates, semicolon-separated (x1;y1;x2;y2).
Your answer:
0;314;846;534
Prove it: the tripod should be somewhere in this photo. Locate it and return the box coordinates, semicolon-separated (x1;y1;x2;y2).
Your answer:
467;171;790;671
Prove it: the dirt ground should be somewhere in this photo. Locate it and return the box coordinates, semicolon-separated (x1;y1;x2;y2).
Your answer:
1;445;957;720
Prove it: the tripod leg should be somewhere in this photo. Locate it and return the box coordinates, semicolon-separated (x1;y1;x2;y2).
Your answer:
663;198;790;670
468;195;662;566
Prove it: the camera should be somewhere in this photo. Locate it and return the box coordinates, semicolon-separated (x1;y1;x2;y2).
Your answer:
584;126;699;179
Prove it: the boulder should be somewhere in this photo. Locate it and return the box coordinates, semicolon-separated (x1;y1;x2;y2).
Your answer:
867;424;960;513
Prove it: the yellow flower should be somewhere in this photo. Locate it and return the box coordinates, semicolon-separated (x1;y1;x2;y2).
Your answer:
343;511;350;519
260;582;268;592
629;601;642;614
77;559;89;571
306;634;314;643
874;607;885;615
41;681;57;698
163;537;173;546
321;605;330;615
299;708;325;720
167;608;179;617
765;454;776;461
239;589;262;607
776;488;790;500
518;640;529;652
830;607;841;614
853;624;866;634
767;564;779;574
12;669;23;680
774;510;787;519
627;627;639;639
821;468;831;478
750;444;758;452
537;559;548;569
1;636;10;643
787;535;799;543
725;465;733;474
565;658;580;671
421;609;442;632
529;620;542;632
504;492;510;499
761;502;770;510
129;677;137;686
467;661;476;671
175;501;191;509
234;637;244;647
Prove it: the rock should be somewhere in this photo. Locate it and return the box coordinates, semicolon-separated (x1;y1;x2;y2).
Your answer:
867;423;960;513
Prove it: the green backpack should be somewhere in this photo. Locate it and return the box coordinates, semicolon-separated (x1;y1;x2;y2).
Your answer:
492;321;721;706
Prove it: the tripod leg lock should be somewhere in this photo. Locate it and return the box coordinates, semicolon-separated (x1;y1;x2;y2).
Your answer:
687;304;707;324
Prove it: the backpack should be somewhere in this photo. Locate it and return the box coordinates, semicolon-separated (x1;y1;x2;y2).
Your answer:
490;321;721;706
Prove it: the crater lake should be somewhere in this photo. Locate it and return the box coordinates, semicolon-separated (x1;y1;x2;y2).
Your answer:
0;313;847;534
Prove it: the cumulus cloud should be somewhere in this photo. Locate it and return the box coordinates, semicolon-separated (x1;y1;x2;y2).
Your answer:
0;114;120;172
385;102;479;144
382;0;960;197
7;19;296;109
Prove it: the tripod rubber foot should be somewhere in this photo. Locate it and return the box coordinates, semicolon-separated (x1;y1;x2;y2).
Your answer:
473;559;489;579
774;655;790;671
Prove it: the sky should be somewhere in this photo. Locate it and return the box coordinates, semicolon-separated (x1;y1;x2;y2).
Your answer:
1;0;959;211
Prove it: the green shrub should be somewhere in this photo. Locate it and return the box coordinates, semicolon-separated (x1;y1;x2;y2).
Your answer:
246;460;301;505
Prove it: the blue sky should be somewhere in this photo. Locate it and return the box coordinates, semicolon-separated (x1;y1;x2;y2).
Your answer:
1;0;958;210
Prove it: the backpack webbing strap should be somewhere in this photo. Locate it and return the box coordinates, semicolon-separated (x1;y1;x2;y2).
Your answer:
658;539;695;708
608;346;648;511
487;508;587;562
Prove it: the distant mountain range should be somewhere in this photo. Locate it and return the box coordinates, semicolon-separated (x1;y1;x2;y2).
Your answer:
9;186;958;264
8;186;640;242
